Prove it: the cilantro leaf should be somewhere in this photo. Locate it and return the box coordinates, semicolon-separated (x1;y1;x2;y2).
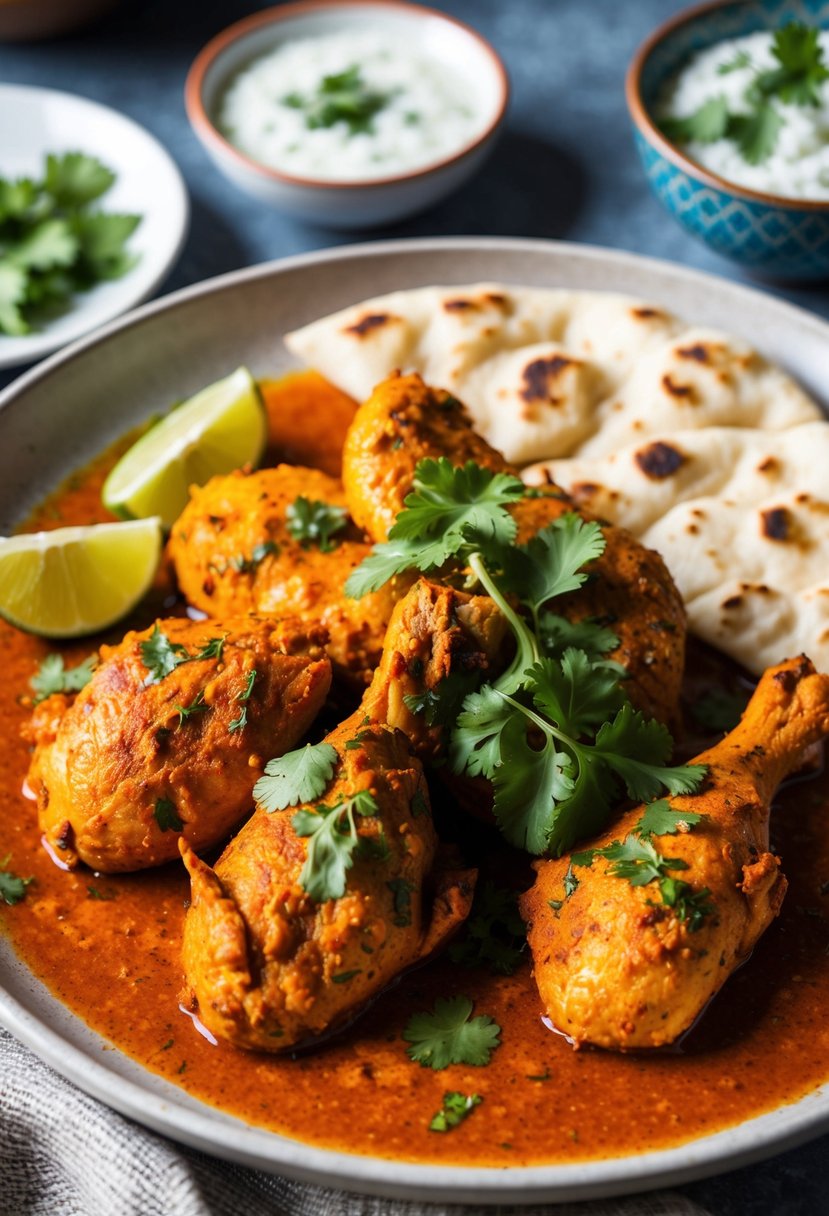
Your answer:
0;263;29;335
30;652;96;703
718;49;753;74
0;855;34;906
403;670;481;729
229;669;256;733
491;710;575;853
526;653;627;738
345;537;417;598
254;741;338;811
660;95;730;144
756;23;829;106
500;514;606;617
74;211;141;279
729;101;783;165
448;881;527;975
7;218;78;271
140;625;190;682
285;64;392;136
286;497;349;553
0;177;37;222
292;789;378;902
44;152;115;207
637;799;705;838
538;613;619;662
174;690;209;727
429;1091;482;1133
450;684;514;780
154;798;183;832
589;704;707;803
404;996;501;1069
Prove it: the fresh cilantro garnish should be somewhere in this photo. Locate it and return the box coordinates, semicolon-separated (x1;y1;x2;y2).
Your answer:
448;881;527;975
690;688;747;733
87;885;116;901
0;855;33;906
140;627;226;684
661;23;829;165
574;816;714;932
254;741;338;811
718;49;753;74
173;690;209;727
636;798;705;838
286;497;349;552
30;652;96;703
404;995;501;1069
403;671;481;728
292;789;379;902
229;669;256;733
282;64;392;135
332;969;361;984
661;95;731;144
0;152;140;335
562;861;579;898
350;458;705;857
429;1091;482;1133
153;798;183;833
387;877;415;926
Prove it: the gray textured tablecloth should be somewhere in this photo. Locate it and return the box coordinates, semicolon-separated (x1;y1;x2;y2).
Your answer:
0;1027;712;1216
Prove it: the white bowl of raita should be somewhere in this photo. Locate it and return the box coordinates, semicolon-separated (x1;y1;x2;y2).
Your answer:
185;1;509;228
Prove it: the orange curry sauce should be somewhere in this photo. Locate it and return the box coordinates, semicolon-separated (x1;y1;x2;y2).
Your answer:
2;371;829;1166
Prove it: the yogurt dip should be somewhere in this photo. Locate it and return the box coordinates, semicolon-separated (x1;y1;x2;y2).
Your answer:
658;28;829;200
219;30;485;181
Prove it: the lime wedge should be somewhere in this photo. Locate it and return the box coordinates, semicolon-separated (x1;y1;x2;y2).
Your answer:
0;517;162;638
102;366;267;528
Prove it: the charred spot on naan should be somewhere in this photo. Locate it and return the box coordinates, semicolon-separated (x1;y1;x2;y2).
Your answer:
344;312;402;338
634;441;686;480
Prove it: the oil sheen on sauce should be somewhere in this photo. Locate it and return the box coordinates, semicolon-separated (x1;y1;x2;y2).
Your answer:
2;370;829;1168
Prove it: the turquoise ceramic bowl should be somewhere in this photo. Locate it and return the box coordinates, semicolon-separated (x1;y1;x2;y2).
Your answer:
626;0;829;280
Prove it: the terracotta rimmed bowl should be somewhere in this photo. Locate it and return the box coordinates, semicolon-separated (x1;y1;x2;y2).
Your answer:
626;0;829;281
185;0;509;229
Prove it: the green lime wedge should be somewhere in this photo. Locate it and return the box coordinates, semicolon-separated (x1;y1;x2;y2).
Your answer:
0;517;162;638
102;366;267;528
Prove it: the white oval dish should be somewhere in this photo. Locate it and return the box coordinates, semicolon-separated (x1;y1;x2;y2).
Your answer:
1;237;828;1203
0;84;189;370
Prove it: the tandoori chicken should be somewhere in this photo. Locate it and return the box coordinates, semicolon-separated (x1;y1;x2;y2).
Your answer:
520;654;829;1050
26;616;331;872
168;464;409;687
342;372;687;727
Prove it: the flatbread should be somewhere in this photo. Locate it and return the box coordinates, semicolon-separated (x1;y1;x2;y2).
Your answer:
285;283;828;675
284;283;820;464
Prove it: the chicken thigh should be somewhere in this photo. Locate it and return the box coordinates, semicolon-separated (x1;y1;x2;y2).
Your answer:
178;578;498;1051
342;372;686;726
168;465;408;686
520;655;829;1050
27;616;331;872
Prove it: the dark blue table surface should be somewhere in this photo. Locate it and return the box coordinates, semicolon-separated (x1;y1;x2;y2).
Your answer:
1;2;828;1212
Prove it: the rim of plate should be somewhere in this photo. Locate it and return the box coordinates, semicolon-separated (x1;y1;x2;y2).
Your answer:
0;83;190;370
1;236;829;1203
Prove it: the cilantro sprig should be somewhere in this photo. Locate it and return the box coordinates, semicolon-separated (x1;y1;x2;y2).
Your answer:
140;626;226;684
282;65;392;136
286;497;349;553
0;152;141;336
661;22;829;165
404;996;501;1069
254;741;338;810
573;800;714;931
0;855;34;906
348;458;706;856
292;789;380;903
30;652;96;704
429;1091;482;1133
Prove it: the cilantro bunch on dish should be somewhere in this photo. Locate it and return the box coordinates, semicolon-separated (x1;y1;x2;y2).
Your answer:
660;22;829;165
0;152;141;336
346;457;707;857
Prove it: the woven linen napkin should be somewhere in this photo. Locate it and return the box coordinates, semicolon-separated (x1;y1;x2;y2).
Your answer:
0;1028;712;1216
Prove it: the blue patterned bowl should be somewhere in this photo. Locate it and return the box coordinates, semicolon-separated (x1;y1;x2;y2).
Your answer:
626;0;829;280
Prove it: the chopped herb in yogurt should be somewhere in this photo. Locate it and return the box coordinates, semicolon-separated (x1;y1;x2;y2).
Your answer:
219;31;486;181
657;22;829;198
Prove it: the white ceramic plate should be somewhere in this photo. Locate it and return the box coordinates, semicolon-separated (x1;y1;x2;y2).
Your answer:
0;84;189;369
1;238;828;1204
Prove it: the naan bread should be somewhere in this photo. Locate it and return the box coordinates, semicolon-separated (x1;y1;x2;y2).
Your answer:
525;425;829;674
285;282;828;675
284;283;820;464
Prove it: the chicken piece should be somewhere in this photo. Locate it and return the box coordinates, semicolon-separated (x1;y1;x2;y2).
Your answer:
26;616;331;872
168;465;409;687
342;372;686;725
520;655;829;1051
179;578;494;1051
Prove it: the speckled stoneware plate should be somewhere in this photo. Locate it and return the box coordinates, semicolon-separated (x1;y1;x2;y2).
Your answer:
1;238;828;1204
